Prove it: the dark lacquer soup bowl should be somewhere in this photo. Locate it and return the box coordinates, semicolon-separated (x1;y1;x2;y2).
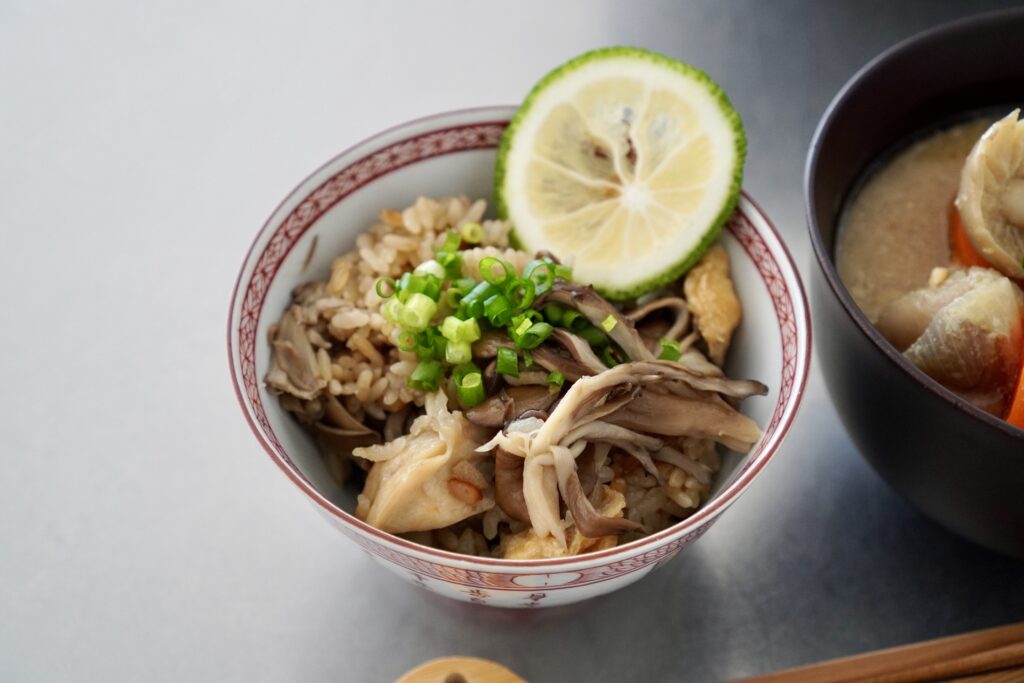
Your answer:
806;9;1024;557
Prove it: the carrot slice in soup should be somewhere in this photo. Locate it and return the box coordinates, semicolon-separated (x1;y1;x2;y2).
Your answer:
1007;336;1024;430
949;204;993;269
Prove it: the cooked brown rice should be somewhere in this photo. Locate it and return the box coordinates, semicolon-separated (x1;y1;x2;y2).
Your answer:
265;196;759;559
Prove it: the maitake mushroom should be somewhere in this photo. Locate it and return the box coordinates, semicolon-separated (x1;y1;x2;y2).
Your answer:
479;360;766;548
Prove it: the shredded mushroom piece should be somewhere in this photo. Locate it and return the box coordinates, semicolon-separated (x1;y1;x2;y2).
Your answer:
627;296;691;352
266;305;326;400
479;360;766;548
539;283;655;361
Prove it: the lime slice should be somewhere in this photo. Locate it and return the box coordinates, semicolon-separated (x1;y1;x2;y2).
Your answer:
496;47;746;300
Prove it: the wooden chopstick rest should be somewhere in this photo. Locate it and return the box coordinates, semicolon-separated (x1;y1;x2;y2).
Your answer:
396;656;527;683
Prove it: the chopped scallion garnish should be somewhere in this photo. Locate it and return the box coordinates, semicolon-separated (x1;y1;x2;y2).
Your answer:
445;339;472;365
542;303;564;325
460;281;498;319
437;250;463;279
658;338;682;361
524;259;558;295
441;315;481;343
382;297;402;324
496;346;519;377
459;221;484;244
514;317;533;338
413;259;445;280
397;329;417;352
408;360;442;391
577;323;608;347
505;277;536;310
442;287;463;308
600;346;620;367
479;256;514;286
561;309;587;332
375;277;396;299
484;294;513;326
516;322;553;350
437;230;460;254
414;329;444;361
398;292;437;331
455;370;485;406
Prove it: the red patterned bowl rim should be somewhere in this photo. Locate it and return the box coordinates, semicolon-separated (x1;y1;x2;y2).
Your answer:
227;106;812;569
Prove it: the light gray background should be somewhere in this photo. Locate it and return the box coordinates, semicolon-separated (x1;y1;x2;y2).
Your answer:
2;2;1023;681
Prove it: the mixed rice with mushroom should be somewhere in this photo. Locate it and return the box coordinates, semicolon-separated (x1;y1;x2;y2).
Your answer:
265;196;766;559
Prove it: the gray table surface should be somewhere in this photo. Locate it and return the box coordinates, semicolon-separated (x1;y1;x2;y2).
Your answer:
3;1;1023;681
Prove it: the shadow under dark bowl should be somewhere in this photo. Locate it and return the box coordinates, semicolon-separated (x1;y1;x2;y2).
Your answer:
806;9;1024;557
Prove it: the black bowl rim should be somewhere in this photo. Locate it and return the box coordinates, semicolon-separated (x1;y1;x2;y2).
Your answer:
805;7;1024;444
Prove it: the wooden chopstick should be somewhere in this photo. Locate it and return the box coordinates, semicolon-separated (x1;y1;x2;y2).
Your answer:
946;666;1024;683
739;622;1024;683
879;641;1024;683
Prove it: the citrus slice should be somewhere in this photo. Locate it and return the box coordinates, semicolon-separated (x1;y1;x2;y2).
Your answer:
496;46;746;299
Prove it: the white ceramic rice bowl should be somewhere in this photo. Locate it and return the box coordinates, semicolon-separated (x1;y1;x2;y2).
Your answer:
228;106;810;608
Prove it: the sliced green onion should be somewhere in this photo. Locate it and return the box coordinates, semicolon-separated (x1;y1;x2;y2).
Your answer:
554;264;573;280
547;371;565;389
522;349;533;367
496;346;519;377
542;303;564;325
658;338;682;361
437;230;460;254
412;330;441;361
416;331;446;361
408;360;443;391
505;277;536;310
440;316;481;343
460;281;498;318
398;292;437;331
445;339;472;365
516;322;553;350
451;362;480;384
601;346;620;367
601;314;618;332
459;221;484;244
442;287;463;308
455;370;485;407
375;277;396;299
403;273;442;301
382;297;402;324
454;277;477;295
395;272;412;299
479;256;514;285
561;310;588;333
397;329;418;352
513;316;533;338
577;324;609;347
509;310;541;331
484;294;513;326
437;250;463;279
524;260;558;295
413;259;445;280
